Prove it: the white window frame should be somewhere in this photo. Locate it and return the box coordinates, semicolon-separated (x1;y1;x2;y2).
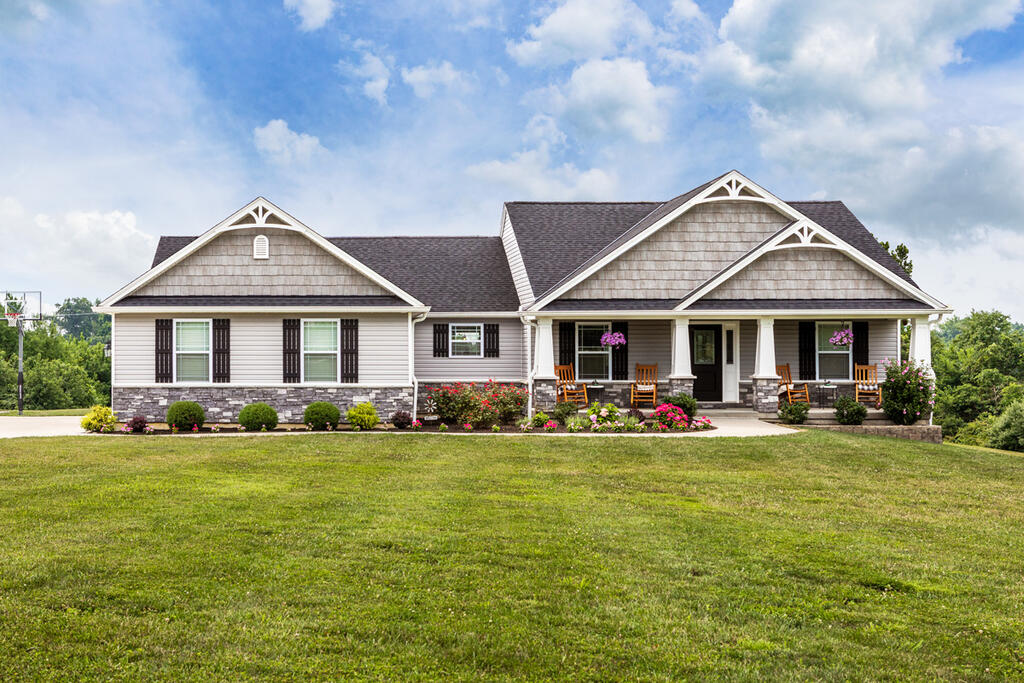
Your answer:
253;234;269;259
301;318;340;384
575;321;612;382
449;323;484;358
816;320;853;381
172;318;213;384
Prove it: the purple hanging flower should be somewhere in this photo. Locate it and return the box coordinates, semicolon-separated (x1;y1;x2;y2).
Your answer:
829;327;854;347
600;331;627;348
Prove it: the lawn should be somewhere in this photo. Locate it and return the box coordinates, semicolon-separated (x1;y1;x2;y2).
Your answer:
0;408;90;416
0;431;1021;680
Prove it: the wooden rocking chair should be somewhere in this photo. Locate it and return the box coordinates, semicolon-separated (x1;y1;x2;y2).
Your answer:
554;364;589;407
631;364;658;408
776;364;810;404
855;364;882;408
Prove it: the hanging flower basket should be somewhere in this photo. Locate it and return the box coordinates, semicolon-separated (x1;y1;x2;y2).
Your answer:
829;327;854;347
600;331;626;348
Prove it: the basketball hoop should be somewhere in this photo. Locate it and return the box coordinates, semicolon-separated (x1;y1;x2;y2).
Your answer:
5;311;20;328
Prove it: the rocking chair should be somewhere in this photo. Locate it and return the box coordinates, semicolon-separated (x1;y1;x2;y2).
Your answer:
631;364;658;408
776;364;810;404
554;364;589;407
855;364;882;408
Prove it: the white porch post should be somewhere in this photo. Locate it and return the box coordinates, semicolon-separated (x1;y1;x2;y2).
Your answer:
670;318;694;379
752;317;778;378
534;317;556;379
909;316;932;370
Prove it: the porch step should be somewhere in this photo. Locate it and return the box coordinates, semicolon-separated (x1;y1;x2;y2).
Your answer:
697;402;745;410
764;408;893;425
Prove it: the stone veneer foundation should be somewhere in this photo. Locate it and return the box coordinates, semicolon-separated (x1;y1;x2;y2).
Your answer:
113;386;414;423
752;377;780;414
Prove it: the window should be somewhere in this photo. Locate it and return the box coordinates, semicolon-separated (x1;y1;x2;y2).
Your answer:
174;320;211;382
817;321;852;380
303;320;338;382
253;235;269;259
450;324;483;358
576;322;611;381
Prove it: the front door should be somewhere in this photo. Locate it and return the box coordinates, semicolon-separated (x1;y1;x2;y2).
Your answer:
691;325;722;401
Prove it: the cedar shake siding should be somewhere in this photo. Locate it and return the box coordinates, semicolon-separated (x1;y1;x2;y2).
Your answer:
562;202;790;300
704;248;906;300
137;228;390;297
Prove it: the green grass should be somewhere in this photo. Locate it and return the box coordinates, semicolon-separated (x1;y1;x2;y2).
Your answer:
0;431;1022;681
0;408;90;416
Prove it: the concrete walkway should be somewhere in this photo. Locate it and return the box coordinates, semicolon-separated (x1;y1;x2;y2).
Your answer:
0;416;85;439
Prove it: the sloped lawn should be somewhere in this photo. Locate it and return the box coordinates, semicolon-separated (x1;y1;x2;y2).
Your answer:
0;431;1022;680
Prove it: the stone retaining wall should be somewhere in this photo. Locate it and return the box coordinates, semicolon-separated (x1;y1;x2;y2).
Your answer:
113;386;414;423
802;424;942;444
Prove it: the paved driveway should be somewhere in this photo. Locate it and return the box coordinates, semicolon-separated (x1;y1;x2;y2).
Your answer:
0;416;85;439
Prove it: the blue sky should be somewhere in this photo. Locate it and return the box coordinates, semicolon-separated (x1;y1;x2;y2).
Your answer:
2;0;1024;319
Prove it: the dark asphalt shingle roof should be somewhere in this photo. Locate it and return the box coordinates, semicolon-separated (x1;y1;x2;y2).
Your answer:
542;298;681;311
687;299;932;311
112;295;407;307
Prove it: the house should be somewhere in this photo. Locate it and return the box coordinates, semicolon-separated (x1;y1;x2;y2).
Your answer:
95;171;949;422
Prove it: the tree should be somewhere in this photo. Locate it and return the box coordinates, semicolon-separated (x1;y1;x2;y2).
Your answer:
55;297;110;343
877;238;913;276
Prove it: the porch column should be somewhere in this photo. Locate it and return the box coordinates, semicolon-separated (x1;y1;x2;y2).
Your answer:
751;317;779;414
909;316;932;371
534;317;556;379
669;318;696;396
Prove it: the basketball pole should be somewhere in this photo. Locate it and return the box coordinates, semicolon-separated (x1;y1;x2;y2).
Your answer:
17;316;24;416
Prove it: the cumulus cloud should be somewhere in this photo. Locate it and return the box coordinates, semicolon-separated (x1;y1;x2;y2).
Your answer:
507;0;656;66
253;119;326;166
338;46;392;106
467;145;617;200
283;0;337;30
400;61;469;98
540;58;674;143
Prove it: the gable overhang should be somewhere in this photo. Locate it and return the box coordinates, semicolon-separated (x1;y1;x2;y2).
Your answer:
499;204;535;308
522;309;945;320
97;197;426;309
675;217;950;312
527;170;947;312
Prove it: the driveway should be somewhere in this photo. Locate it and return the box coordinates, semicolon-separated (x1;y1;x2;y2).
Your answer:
0;416;85;439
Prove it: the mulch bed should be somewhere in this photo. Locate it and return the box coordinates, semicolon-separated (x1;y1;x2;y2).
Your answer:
110;421;717;436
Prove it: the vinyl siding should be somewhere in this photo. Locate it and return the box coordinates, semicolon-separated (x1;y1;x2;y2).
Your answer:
113;313;410;385
551;319;672;381
771;318;898;381
501;209;534;307
415;318;526;382
739;319;757;380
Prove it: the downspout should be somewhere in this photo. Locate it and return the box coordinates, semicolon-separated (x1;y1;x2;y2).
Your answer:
409;312;429;418
521;313;537;419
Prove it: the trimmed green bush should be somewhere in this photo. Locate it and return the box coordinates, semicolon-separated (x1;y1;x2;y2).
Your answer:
81;405;116;433
552;401;578;425
663;392;698;417
347;402;380;430
304;401;341;431
166;401;205;430
952;414;996;447
531;410;550;429
778;401;810;425
834;396;868;425
238;402;278;432
988;400;1024;452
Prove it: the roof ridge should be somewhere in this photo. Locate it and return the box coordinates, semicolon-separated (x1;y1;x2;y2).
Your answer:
329;235;498;240
505;200;662;205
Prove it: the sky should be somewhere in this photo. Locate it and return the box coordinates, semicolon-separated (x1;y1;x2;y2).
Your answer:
2;0;1024;320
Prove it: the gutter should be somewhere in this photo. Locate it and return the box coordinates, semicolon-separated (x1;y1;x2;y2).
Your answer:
520;313;537;419
409;311;429;417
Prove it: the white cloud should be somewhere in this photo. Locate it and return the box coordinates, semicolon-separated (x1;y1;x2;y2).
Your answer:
507;0;656;66
400;61;469;98
338;47;392;106
253;119;326;166
467;144;617;200
541;58;674;143
283;0;337;31
523;114;565;147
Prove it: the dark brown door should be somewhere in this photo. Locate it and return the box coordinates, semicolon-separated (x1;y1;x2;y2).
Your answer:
691;325;722;401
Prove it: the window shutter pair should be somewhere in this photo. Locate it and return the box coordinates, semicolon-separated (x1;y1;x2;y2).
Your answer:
797;320;869;379
558;322;575;366
282;319;358;383
155;318;230;383
611;321;628;381
852;321;869;367
432;323;499;357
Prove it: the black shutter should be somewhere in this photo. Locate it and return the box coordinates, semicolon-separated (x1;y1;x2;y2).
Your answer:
155;319;172;383
283;319;300;383
798;321;816;381
483;323;500;358
611;321;628;381
558;322;575;367
433;323;449;357
212;319;230;383
340;319;358;383
852;321;869;367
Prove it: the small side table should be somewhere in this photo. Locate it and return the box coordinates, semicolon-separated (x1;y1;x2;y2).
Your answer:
817;383;839;408
586;384;605;404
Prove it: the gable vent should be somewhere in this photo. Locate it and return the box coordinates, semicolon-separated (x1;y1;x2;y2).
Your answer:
253;235;269;260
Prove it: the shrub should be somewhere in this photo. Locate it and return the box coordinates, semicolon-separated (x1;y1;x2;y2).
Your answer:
124;415;149;433
988;400;1024;452
778;401;810;424
952;414;996;447
552;401;578;425
81;405;116;433
166;401;205;430
834;396;868;425
653;403;688;429
304;401;341;431
625;407;645;421
483;381;528;424
586;402;620;425
566;416;587;433
25;358;98;409
391;410;413;429
662;392;698;418
531;410;550;429
880;358;935;425
347;402;380;430
238;402;278;432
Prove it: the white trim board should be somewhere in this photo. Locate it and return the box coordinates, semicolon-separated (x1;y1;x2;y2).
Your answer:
94;306;428;314
98;197;425;308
